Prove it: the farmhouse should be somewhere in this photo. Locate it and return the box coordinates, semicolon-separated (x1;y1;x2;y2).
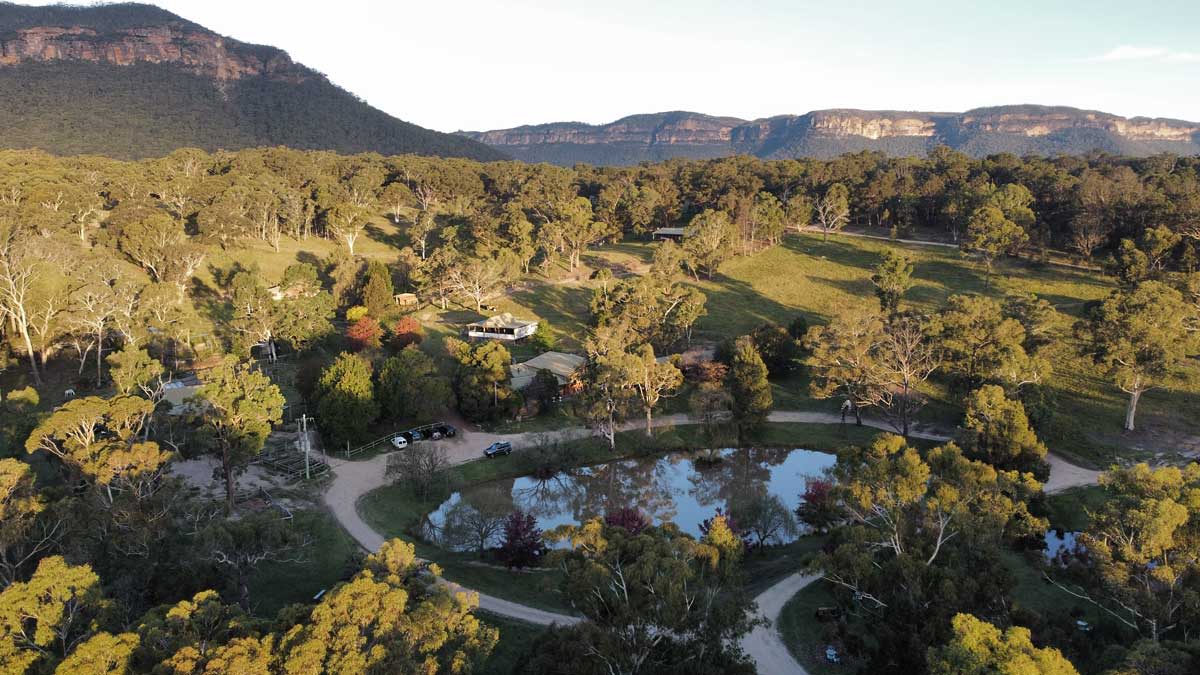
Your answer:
465;313;538;341
510;351;586;394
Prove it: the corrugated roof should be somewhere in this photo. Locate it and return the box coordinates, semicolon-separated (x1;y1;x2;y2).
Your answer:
511;351;585;389
468;312;537;329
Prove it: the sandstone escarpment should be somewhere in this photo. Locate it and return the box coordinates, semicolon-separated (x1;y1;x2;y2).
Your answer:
0;23;309;82
464;106;1200;165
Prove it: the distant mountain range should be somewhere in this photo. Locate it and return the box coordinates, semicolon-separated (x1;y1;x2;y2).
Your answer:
0;2;504;160
459;107;1200;166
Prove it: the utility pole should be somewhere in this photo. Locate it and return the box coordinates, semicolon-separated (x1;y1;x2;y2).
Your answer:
300;414;311;480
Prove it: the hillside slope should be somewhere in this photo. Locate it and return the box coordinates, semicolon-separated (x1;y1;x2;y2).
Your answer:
460;106;1200;166
0;2;505;160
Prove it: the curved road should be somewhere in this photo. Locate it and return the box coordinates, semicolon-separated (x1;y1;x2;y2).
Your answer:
321;410;1100;674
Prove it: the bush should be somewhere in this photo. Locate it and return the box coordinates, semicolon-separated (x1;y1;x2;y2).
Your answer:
346;305;369;322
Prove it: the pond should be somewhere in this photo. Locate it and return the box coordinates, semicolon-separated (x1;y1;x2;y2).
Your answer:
425;447;835;551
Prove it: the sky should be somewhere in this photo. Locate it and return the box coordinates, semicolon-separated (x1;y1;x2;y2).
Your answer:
14;0;1200;131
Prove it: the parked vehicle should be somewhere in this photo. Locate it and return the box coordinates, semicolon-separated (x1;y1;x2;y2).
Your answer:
484;441;513;458
439;425;457;438
391;435;409;449
431;430;442;440
410;430;424;441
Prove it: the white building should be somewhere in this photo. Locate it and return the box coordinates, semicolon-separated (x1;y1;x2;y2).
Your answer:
465;313;538;341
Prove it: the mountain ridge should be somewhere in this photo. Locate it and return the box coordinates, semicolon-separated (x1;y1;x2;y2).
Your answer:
0;2;505;161
460;106;1200;165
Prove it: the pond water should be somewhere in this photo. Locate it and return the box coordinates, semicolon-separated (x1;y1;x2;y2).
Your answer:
424;447;836;551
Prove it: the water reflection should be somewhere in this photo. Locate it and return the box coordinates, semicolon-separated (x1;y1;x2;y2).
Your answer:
425;448;835;550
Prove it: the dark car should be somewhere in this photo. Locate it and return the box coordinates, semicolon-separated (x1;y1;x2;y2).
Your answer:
484;441;513;458
438;425;457;438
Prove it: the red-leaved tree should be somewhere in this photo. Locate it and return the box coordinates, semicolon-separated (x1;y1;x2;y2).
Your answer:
604;507;650;535
392;316;424;349
795;478;839;534
347;316;383;351
498;509;545;569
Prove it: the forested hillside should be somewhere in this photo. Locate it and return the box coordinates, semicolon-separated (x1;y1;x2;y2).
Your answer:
0;2;504;161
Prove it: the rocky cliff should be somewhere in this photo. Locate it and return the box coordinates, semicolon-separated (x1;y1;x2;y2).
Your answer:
0;2;504;160
461;106;1200;166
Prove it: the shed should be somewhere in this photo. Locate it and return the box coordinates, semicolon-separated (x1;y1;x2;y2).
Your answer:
393;292;419;307
466;313;538;341
653;227;687;241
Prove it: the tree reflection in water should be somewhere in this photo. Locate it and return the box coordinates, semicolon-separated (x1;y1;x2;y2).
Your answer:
425;448;835;547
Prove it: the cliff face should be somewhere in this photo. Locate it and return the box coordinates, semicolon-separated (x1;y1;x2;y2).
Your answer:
0;20;309;82
0;1;505;161
462;106;1200;166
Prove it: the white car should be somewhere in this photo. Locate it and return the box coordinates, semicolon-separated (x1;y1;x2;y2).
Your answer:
391;435;409;449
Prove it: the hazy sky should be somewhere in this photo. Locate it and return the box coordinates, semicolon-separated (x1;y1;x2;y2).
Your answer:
16;0;1200;131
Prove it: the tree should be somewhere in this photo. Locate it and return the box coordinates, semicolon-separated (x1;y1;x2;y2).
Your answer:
360;259;394;317
376;347;453;423
0;459;56;587
0;556;104;673
814;183;850;241
385;444;448;500
932;294;1031;387
689;382;735;447
188;357;285;511
1077;281;1198;431
346;316;383;351
196;511;310;608
962;205;1029;285
815;435;1046;672
960;385;1049;479
327;202;368;255
807;308;939;436
533;518;758;675
444;338;518;422
106;344;166;401
726;336;772;437
390;315;423;349
928;613;1080;675
441;486;512;556
795;478;839;534
749;323;801;376
1046;463;1200;643
498;510;546;569
316;352;379;449
618;344;683;436
871;249;914;313
445;253;513;311
226;269;280;362
683;209;736;279
275;539;497;673
730;492;797;549
0;230;46;383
